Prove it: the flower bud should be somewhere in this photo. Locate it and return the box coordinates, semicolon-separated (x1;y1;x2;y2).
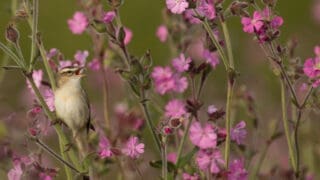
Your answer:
230;1;249;16
262;0;277;7
5;24;19;44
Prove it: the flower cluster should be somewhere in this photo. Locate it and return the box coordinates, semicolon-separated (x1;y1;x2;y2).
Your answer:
151;55;189;95
303;45;320;87
241;7;284;43
98;135;145;159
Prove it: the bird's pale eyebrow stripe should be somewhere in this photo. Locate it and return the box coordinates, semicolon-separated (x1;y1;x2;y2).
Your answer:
59;66;78;73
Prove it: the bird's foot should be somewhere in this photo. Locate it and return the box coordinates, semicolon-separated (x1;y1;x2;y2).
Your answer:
64;143;74;152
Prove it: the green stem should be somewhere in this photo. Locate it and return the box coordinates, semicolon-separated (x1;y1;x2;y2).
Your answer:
140;88;161;152
250;143;269;180
221;21;234;68
224;80;234;168
175;117;192;166
34;138;81;174
37;41;57;90
0;42;24;68
201;18;229;70
0;51;9;84
29;0;39;72
280;79;297;172
162;136;168;180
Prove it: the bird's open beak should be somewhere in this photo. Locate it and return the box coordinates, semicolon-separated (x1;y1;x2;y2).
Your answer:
75;67;86;77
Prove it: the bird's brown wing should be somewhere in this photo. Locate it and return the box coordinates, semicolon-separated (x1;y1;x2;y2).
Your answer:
82;89;95;134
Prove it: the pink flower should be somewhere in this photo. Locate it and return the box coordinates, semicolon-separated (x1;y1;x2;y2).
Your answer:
152;66;188;94
197;0;216;20
303;57;320;78
46;48;58;59
189;122;217;149
98;135;113;158
207;105;218;114
270;16;283;29
184;10;201;24
165;99;186;119
39;173;53;180
202;49;219;68
173;75;188;93
152;66;175;94
241;11;264;33
74;50;89;66
167;152;177;164
124;28;133;45
172;53;192;72
196;149;225;174
26;70;43;94
103;11;116;23
122;136;145;158
7;163;23;180
156;25;168;43
182;173;200;180
166;0;189;14
67;12;88;34
228;159;248;180
88;58;101;71
44;89;55;111
58;60;72;70
231;121;247;145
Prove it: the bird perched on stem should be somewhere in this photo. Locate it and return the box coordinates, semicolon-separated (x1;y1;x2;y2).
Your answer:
54;66;94;158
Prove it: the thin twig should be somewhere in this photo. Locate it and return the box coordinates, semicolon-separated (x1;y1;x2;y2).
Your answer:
32;137;81;174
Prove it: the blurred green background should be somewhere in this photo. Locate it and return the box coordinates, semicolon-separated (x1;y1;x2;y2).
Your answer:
1;0;320;178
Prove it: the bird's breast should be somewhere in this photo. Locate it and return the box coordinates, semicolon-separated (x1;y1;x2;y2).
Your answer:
54;87;88;131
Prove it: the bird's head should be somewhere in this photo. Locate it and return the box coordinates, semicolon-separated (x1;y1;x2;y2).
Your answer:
57;66;86;87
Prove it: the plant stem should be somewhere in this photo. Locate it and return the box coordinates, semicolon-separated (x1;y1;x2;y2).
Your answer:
201;18;229;70
176;117;192;166
161;136;168;180
37;41;56;90
140;88;161;152
221;21;234;68
100;60;111;131
29;0;39;72
224;80;234;167
0;42;24;68
34;138;81;174
280;79;297;173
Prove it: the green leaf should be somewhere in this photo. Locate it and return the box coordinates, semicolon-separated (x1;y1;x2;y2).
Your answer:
176;147;198;168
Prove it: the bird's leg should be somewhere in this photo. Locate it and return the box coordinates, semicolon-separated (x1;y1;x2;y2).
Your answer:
64;132;79;152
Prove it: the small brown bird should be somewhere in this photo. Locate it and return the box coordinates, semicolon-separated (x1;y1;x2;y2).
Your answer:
54;66;93;157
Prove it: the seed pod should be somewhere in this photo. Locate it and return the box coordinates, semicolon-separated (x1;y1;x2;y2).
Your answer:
5;24;19;44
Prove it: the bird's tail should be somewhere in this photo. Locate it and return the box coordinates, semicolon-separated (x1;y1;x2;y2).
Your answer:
74;131;95;179
74;131;88;159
